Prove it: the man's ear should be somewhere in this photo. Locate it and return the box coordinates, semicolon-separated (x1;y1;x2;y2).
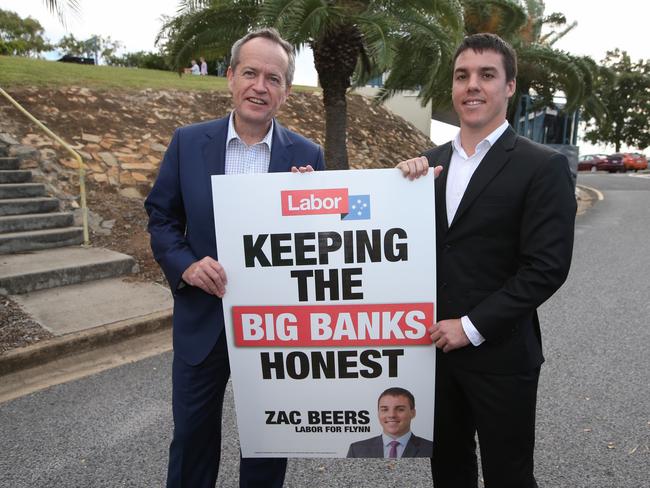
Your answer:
226;66;234;92
506;78;516;98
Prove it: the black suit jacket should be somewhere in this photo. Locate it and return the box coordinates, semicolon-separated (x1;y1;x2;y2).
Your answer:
425;127;576;373
346;434;434;458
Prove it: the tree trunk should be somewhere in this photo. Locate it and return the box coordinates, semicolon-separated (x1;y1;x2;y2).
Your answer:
311;25;363;170
614;123;622;152
322;86;349;170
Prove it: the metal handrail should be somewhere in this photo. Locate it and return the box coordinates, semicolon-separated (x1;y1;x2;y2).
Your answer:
0;87;89;246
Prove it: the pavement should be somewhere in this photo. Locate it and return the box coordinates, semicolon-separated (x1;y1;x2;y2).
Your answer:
0;252;173;401
0;185;597;401
11;277;171;336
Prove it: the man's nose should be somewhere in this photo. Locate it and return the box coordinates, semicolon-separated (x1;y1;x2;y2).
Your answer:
467;73;480;91
252;75;267;92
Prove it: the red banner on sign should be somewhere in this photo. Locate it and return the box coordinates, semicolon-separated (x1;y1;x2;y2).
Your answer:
232;303;434;347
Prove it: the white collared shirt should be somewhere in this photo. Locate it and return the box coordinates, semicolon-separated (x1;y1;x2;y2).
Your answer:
382;432;412;458
447;120;509;346
225;112;274;175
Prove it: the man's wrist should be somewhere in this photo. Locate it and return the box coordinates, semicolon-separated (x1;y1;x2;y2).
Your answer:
461;316;485;346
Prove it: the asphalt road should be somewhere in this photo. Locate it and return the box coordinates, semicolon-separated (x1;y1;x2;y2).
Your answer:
1;172;648;488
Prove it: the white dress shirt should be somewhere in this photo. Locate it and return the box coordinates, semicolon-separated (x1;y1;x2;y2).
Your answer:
225;112;273;175
446;120;510;346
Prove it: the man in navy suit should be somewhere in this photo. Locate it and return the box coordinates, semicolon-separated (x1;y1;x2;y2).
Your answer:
145;28;324;488
397;33;576;487
347;387;433;458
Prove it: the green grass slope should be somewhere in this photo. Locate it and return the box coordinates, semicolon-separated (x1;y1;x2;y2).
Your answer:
0;56;315;92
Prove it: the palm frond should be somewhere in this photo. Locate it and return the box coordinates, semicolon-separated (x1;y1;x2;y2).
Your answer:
518;45;586;111
161;2;261;69
462;0;527;39
261;0;337;45
42;0;80;27
379;5;460;107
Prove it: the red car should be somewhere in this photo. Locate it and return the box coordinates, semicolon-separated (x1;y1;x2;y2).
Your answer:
578;154;625;173
609;153;648;172
629;153;648;171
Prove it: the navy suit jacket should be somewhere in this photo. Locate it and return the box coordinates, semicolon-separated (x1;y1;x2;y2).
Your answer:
425;127;576;373
145;115;325;365
346;434;433;458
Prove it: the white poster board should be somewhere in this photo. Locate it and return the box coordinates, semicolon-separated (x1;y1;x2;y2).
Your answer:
212;168;436;458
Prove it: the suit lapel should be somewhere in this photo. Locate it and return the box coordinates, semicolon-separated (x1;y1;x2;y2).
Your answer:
432;143;453;234
449;127;517;229
372;436;384;457
202;117;228;177
204;117;293;175
268;120;293;173
402;435;418;457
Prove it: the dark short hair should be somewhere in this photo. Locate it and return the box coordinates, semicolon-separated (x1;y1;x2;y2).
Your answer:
230;27;295;86
453;33;517;82
378;387;415;409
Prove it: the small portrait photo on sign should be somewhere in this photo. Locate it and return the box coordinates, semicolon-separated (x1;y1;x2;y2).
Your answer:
346;387;433;458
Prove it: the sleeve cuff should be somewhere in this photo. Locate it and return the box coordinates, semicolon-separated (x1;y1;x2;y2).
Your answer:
461;315;485;346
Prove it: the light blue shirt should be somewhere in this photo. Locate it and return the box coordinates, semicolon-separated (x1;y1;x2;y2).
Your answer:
382;432;412;458
225;112;273;175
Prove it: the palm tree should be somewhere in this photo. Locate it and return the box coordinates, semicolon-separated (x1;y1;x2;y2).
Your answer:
157;1;261;70
383;0;604;126
490;0;604;122
160;0;464;170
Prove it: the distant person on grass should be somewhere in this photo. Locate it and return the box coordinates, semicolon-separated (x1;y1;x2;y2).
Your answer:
200;56;208;76
145;28;324;488
190;59;200;75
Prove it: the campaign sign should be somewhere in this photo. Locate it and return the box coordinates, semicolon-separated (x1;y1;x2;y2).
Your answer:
212;168;436;458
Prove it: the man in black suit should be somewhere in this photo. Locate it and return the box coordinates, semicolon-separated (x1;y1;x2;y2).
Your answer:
397;33;576;487
347;387;433;458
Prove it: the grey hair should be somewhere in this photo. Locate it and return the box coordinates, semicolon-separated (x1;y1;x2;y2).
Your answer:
230;28;295;86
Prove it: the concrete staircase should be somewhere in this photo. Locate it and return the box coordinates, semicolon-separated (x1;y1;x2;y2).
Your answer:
0;155;84;253
0;147;172;341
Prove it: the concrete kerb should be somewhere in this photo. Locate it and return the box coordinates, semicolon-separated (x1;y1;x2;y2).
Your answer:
0;308;172;376
575;184;599;215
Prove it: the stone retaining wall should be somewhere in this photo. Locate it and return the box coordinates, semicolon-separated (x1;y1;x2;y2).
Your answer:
0;86;433;201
